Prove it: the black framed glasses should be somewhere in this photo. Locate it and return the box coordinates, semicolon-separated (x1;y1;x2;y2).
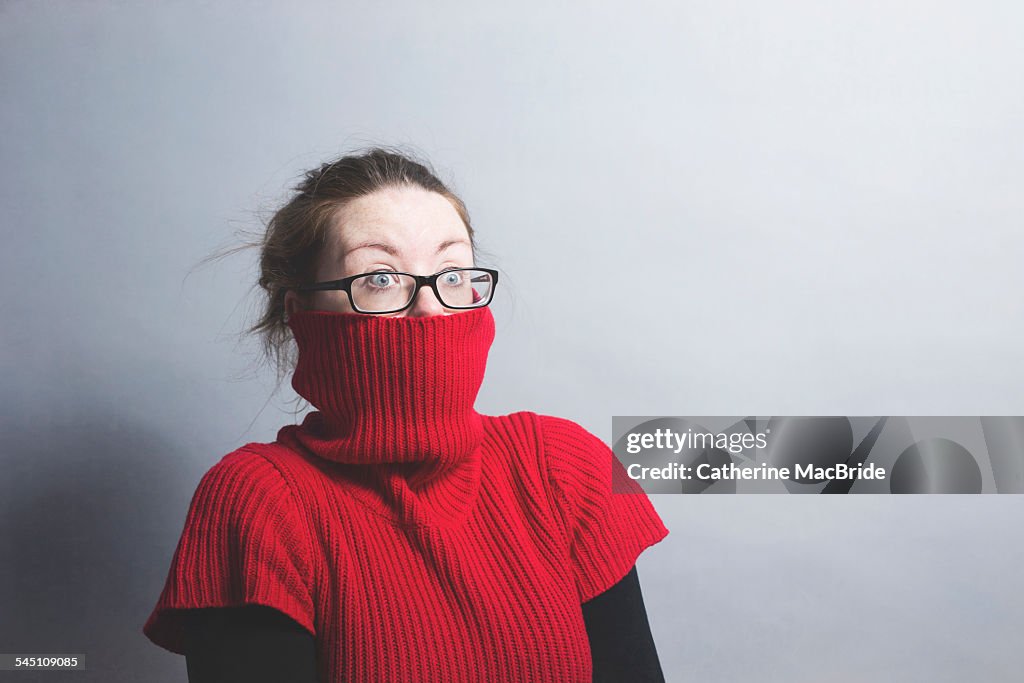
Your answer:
291;267;499;315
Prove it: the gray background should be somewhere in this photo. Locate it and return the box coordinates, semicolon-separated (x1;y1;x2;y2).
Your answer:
2;1;1022;681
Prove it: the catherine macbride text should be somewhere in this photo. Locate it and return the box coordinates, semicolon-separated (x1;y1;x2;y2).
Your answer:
622;427;887;482
626;461;887;482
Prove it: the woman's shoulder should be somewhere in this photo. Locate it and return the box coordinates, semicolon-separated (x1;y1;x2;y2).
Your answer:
143;443;318;655
198;441;290;479
183;440;325;521
482;410;601;442
185;444;296;510
481;410;593;435
480;411;608;478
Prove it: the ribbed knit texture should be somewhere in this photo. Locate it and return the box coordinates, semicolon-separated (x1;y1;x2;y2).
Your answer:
143;306;669;682
283;306;493;528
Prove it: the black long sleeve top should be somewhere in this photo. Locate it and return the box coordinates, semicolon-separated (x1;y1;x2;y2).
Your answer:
183;564;664;682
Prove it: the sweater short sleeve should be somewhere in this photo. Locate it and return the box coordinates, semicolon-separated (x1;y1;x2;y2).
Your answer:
142;449;316;655
539;415;670;604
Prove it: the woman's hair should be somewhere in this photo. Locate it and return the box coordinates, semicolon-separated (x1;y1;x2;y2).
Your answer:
206;145;477;387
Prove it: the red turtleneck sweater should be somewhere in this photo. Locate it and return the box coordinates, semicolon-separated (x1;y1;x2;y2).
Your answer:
143;305;669;682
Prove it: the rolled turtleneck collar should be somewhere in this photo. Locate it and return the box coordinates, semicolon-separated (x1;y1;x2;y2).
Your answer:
275;305;495;527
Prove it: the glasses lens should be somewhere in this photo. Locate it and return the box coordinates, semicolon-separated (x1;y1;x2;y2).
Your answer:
436;269;494;308
350;272;417;312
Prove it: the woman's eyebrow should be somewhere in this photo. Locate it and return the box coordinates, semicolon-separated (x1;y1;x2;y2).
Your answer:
345;238;470;257
345;241;398;257
436;238;471;253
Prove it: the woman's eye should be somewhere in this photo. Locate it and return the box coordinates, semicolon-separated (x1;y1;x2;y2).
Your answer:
368;273;397;288
440;270;464;286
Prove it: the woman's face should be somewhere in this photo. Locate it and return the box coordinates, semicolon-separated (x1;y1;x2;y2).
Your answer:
284;185;474;318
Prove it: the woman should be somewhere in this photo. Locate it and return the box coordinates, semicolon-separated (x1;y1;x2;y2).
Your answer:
143;148;670;682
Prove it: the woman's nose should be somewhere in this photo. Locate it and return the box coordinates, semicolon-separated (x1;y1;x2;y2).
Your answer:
405;285;447;317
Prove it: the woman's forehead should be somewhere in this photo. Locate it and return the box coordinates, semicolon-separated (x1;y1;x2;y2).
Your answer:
324;187;471;262
338;187;462;231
